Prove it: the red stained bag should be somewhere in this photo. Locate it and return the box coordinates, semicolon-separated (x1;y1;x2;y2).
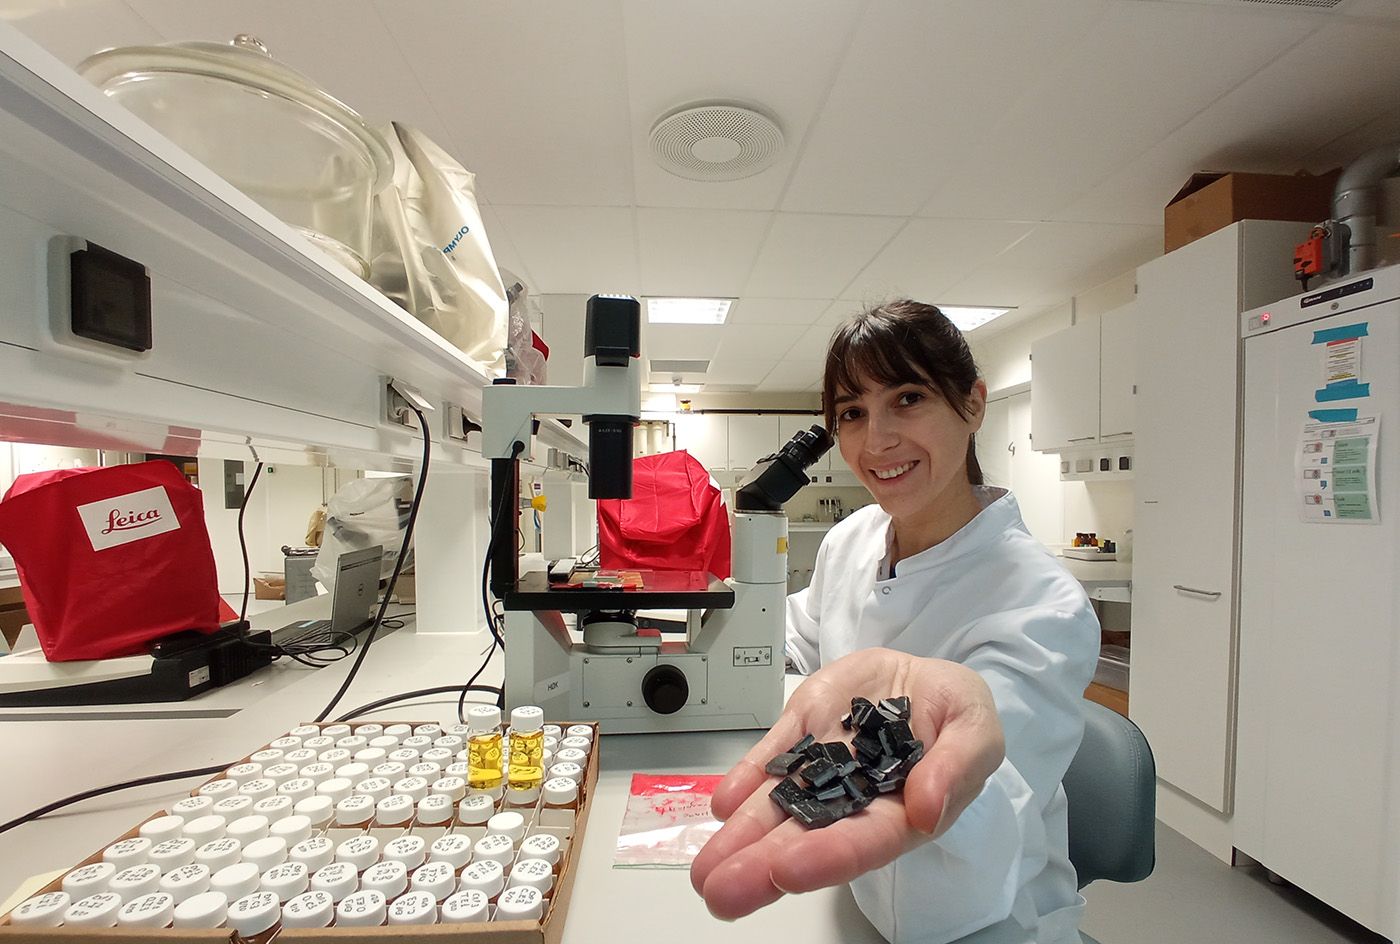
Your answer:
0;460;221;661
597;450;731;579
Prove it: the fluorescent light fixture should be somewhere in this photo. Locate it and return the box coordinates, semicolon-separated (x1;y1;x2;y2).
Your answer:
646;297;733;324
649;382;703;394
938;306;1013;331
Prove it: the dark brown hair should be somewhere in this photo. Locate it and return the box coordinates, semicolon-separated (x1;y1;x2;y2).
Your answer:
821;299;983;486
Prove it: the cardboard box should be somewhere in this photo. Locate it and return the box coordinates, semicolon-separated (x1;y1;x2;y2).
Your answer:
252;574;285;600
0;587;29;649
0;721;598;943
1164;169;1340;253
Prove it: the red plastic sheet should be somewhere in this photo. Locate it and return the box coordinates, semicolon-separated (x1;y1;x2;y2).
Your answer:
597;450;731;579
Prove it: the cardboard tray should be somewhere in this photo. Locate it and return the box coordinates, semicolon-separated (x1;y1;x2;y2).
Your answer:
0;720;599;944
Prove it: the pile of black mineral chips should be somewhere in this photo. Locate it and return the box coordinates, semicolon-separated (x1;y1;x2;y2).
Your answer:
766;695;925;828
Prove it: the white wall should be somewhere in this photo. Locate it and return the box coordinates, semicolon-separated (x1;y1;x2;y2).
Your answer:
199;459;327;594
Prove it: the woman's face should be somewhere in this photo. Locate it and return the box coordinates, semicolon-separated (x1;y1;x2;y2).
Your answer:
833;373;986;526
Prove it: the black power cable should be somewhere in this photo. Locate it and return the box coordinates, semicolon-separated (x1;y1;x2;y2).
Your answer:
236;461;265;625
334;684;503;724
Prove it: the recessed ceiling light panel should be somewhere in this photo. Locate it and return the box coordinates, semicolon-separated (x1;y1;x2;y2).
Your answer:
938;306;1013;331
650;102;784;182
646;297;733;324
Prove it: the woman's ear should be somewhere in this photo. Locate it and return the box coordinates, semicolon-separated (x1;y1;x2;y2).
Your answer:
966;379;988;433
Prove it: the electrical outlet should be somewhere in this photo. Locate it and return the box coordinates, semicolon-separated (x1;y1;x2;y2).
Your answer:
381;376;434;430
444;404;482;445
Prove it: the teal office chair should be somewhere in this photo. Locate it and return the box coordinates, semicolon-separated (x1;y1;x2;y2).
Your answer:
1064;699;1157;943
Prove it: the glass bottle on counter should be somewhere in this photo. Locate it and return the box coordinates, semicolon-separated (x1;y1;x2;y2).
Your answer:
466;704;504;792
507;706;545;791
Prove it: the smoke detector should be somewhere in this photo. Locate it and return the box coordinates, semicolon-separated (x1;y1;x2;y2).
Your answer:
649;102;785;182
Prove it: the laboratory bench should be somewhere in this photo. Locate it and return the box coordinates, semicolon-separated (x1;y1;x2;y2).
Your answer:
0;621;887;943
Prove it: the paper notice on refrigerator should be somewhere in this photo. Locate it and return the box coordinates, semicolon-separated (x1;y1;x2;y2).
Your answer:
1323;336;1362;385
1297;413;1380;524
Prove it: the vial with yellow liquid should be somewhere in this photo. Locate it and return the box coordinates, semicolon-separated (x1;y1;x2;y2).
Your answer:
508;706;545;790
465;704;503;792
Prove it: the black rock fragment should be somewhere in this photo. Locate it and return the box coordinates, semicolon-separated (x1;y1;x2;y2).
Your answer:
764;752;806;777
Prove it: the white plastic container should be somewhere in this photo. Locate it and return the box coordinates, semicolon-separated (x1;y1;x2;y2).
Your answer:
411;860;457;902
8;892;70;927
148;837;198;871
281;889;335;929
381;835;427;869
260;861;310;902
158;863;211;903
310;861;359;902
387;889;438;925
288;836;336;872
61;862;116;898
63;892;122;928
495;884;544;921
360;860;408;899
336;889;387;927
116;891;175;928
172;890;228;929
440;888;489;923
227;890;281;938
429;833;473;869
210;862;261;901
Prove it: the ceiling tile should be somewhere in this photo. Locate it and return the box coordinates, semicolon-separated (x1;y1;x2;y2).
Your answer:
479;204;535;290
1;1;161;66
713;324;800;362
636;208;771;296
727;298;830;326
744;214;902;298
760;359;825;392
623;0;861;210
701;358;778;386
786;324;838;362
781;0;1110;215
917;1;1317;221
643;323;724;360
845;219;1036;304
490;206;637;294
373;0;634;207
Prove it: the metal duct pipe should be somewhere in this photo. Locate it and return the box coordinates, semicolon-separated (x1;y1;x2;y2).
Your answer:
1333;142;1400;275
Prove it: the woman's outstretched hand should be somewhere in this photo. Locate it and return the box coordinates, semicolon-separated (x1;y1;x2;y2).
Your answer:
690;648;1005;919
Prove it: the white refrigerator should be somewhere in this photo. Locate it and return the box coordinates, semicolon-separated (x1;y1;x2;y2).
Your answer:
1236;262;1400;936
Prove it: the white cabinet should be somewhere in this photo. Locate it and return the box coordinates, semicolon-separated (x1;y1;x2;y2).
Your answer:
1098;304;1136;440
1030;322;1100;450
728;415;779;469
673;413;729;472
1130;221;1310;817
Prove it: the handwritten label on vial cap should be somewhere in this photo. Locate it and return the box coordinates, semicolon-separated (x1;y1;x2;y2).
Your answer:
11;892;70;926
433;735;464;753
429;833;473;868
64;892;122;927
209;862;260;900
542;723;563;739
293;795;334;827
548;761;583;783
261;763;301;786
310;861;358;901
446;761;471;777
371;761;408;781
402;735;433;753
422;747;455;767
413;723;442;738
543;777;579;806
375;792;414;825
317;748;351;766
565;724;594;741
409;761;443;780
416;794;454;825
336;835;380;870
237;778;276;801
197;778;239;798
260;861;309;902
352;723;383;738
249;748;285;766
497;884;544;920
431;776;467;801
458;793;494;824
509;857;555;892
382;835;427;868
441;888;489;923
411;861;456;900
225;762;262;784
102;836;153;867
289;724;321;739
335;735;368;753
388;748;421;765
460;859;504;896
472;833;515;866
288;836;335;871
211;796;253;819
555;747;588;766
110;863;162;897
354;776;392;802
278;777;316;803
302;735;335;753
520;833;562;864
158;863;211;902
560;736;591;753
63;861;116;897
171;795;213;816
172;889;228;929
361;860;408;897
269;736;302;752
393;775;430;802
388;889;438;925
149;837;198;870
270;813;313;845
335;794;375;826
227;890;280;937
299;762;335;784
281;890;335;928
116;891;175;928
253;796;293;822
242;836;289;872
282;748;318;766
321;724;351;740
336;889;387;927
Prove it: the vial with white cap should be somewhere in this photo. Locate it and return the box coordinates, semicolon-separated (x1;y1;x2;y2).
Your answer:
197;778;239;799
116;891;175;928
242;836;289;872
508;706;545;790
431;775;468;802
368;734;400;752
446;760;472;778
414;723;442;739
109;863;162;901
429;832;473;870
270;813;313;845
388;748;421;766
170;794;214;817
335;834;381;872
458;793;495;826
283;748;318;767
548;761;584;785
384;723;413;740
393;775;430;803
260;861;309;902
254;795;294;823
211;796;254;819
226;814;270;844
288;836;336;872
565;723;593;742
554;747;588;767
281;890;335;929
422;747;456;768
336;889;387;927
388;889;439;925
300;761;336;784
382;835;427;869
173;890;228;929
372;760;408;781
224;762;263;785
543;736;559;753
543;776;580;810
138;814;185;843
416;793;455;826
496;884;545;921
227;890;281;940
63;892;122;928
409;761;444;781
334;761;370;784
509;857;555;894
317;776;354;806
278;777;316;804
261;763;300;788
560;735;592;755
352;722;383;738
62;861;116;898
294;794;334;828
354;746;388;767
472;833;515;868
318;748;352;767
434;734;464;754
375;792;415;826
446;722;472;738
158;863;211;903
269;736;303;753
459;859;505;900
321;723;351;740
210;862;261;901
101;836;152;868
9;892;70;927
336;735;368;754
302;735;335;753
148;836;197;871
250;748;285;766
237;779;276;802
487;810;527;842
310;861;359;902
506;781;541;808
411;860;457;902
354;776;392;803
360;860;408;899
520;832;562;867
440;888;489;923
542;724;563;740
289;724;321;739
401;734;434;755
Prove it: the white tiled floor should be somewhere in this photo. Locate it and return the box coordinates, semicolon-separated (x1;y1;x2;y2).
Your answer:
1081;825;1385;944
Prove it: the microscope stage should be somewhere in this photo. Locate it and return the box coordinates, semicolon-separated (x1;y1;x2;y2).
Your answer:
502;569;734;612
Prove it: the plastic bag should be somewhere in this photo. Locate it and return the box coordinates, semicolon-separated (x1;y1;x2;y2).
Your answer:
311;477;413;587
368;122;508;369
614;774;724;868
500;268;548;386
597;451;731;579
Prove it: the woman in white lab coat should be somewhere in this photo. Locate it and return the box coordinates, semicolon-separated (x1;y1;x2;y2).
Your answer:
690;300;1100;943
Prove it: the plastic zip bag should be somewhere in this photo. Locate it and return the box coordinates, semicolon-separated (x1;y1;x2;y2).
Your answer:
613;774;724;868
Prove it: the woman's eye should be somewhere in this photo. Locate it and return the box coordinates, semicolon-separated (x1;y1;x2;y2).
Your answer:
897;391;924;407
838;408;863;423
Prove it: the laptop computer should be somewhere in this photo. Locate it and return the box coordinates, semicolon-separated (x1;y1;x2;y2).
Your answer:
272;545;383;646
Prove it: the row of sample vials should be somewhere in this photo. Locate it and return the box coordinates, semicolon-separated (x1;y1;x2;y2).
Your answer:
5;709;593;934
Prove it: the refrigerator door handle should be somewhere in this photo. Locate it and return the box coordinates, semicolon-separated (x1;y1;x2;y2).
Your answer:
1173;584;1222;600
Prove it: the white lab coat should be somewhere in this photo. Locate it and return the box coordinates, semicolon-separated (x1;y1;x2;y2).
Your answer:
785;487;1099;944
